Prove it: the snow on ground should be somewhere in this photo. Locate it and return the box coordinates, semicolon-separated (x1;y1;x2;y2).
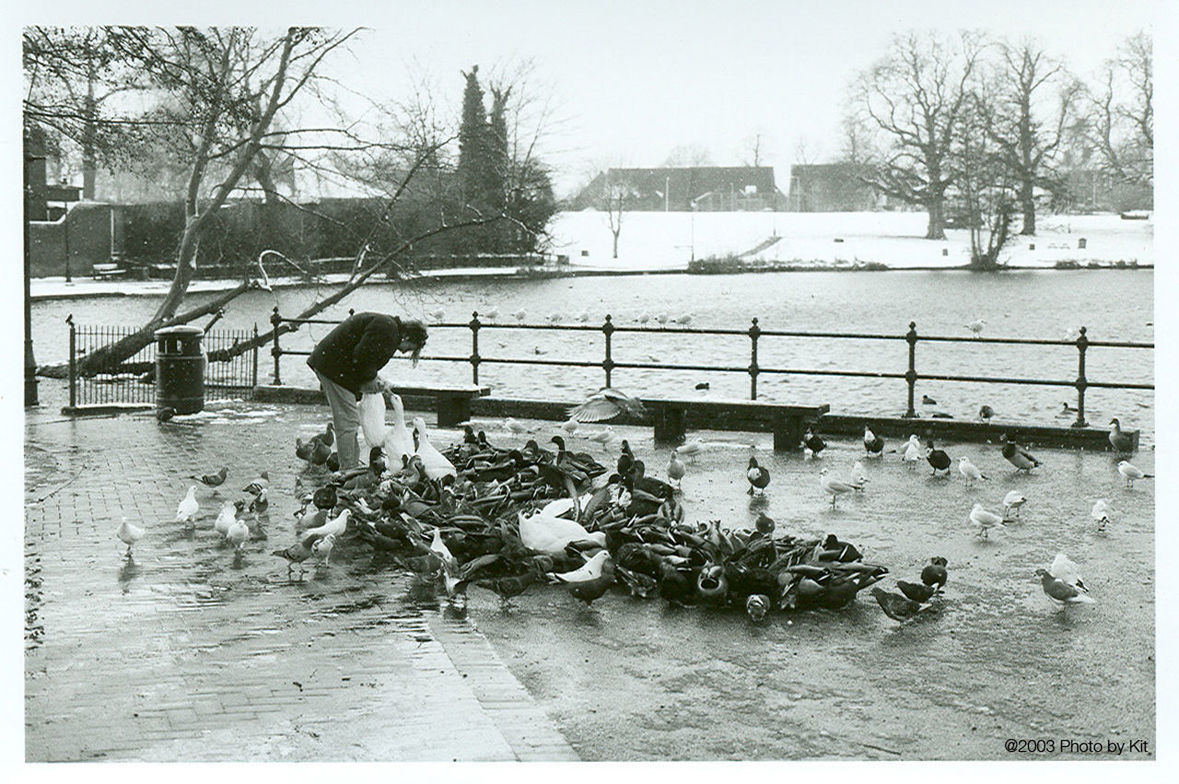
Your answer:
551;210;1153;270
31;210;1152;299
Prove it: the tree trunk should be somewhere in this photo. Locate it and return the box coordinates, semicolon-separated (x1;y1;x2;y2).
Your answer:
612;229;620;259
1019;180;1036;235
925;197;946;240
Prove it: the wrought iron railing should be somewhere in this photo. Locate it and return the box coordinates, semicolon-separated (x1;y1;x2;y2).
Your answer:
66;317;259;409
268;308;1153;428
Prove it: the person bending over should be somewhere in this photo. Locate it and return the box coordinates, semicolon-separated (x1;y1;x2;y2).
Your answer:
307;312;428;470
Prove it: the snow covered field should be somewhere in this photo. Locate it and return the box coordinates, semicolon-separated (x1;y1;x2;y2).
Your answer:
550;210;1154;270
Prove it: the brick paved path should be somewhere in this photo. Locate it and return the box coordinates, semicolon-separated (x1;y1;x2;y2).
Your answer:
24;401;576;762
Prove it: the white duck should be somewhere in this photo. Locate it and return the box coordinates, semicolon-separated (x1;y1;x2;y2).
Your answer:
518;510;607;555
540;493;594;519
116;518;144;555
175;486;199;525
902;435;923;467
413;417;457;480
386;394;414;464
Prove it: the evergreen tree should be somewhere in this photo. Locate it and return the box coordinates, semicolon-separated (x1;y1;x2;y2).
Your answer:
456;65;494;212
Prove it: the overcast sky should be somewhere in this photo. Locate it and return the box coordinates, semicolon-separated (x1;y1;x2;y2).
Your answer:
313;0;1159;196
12;0;1163;196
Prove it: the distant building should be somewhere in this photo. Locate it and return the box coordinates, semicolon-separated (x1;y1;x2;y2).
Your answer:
570;166;785;211
787;163;882;212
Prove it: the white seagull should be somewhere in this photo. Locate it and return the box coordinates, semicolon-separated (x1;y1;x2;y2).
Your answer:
958;456;988;487
819;468;858;509
505;417;530;434
677;438;705;462
969;503;1005;538
1091;498;1113;531
1002;490;1027;520
902;435;923;468
1117;460;1153;488
512;309;527;323
965;319;986;338
1049;553;1089;593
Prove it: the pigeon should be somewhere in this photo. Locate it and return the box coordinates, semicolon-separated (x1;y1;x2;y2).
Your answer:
958;456;987;486
863;426;884;458
819;468;856;508
921;557;949;590
802;427;826;459
965;319;986;338
272;532;321;575
1108;418;1134;453
116;518;144;555
616;565;658;599
1036;569;1095;606
616;440;635;477
746;457;770;495
1049;553;1089;593
1002;490;1027;520
896;580;936;603
902;435;923;468
969;503;1005;538
248;488;269;515
978;405;994;422
567;564;615;607
191;467;228;488
312;533;335;564
667;449;686;488
175;486;200;526
872;587;923;621
241;472;270;495
476;571;540;608
226;516;250;551
745;594;770;622
547;551;611;585
921;394;937;405
1117;460;1152;488
926;440;952;475
568;388;647;423
213;500;239;537
1000;435;1041;472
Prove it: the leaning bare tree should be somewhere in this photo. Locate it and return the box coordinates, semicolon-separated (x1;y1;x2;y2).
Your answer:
847;31;983;239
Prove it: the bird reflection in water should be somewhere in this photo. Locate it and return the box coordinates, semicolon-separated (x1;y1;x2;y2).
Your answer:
117;557;141;594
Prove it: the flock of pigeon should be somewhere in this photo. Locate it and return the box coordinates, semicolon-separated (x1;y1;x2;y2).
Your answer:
118;384;1147;622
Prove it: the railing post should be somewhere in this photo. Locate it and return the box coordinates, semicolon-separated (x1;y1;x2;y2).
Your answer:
602;315;615;388
251;323;259;388
469;311;482;385
67;314;76;410
904;321;918;418
748;317;761;400
270;305;282;386
1072;326;1089;428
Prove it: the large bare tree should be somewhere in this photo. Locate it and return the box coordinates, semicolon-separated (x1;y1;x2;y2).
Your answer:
1085;31;1152;188
847;31;983;239
985;39;1078;235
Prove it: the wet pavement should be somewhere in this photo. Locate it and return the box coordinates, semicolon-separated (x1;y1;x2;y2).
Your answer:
24;390;1154;761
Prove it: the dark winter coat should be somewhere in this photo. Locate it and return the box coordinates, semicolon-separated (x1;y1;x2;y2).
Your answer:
307;312;405;398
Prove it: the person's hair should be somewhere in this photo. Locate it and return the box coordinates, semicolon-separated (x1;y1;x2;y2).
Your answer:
400;319;429;366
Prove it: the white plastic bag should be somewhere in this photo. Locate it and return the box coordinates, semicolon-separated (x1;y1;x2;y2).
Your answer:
359;392;388;448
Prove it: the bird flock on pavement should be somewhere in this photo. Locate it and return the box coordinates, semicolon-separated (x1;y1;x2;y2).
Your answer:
123;385;1146;623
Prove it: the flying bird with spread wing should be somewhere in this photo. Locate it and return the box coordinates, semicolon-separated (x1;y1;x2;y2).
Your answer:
567;388;647;423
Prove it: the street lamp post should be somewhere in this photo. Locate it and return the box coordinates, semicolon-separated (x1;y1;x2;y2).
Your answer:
24;149;40;406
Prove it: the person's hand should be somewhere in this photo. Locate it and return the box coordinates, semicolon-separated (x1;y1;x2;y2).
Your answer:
376;375;392;393
359;378;382;394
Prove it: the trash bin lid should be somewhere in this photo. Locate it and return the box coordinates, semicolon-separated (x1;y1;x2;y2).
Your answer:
154;325;204;339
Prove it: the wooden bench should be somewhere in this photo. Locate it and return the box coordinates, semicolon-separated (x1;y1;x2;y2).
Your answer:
385;384;490;427
643;398;830;451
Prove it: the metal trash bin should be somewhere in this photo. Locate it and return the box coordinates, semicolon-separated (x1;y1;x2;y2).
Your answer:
155;325;205;415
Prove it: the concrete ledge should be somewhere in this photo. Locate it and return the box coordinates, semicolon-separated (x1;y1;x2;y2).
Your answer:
250;387;1138;451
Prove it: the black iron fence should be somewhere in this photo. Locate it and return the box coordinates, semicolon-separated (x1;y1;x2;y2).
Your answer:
267;308;1153;428
66;317;259;409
